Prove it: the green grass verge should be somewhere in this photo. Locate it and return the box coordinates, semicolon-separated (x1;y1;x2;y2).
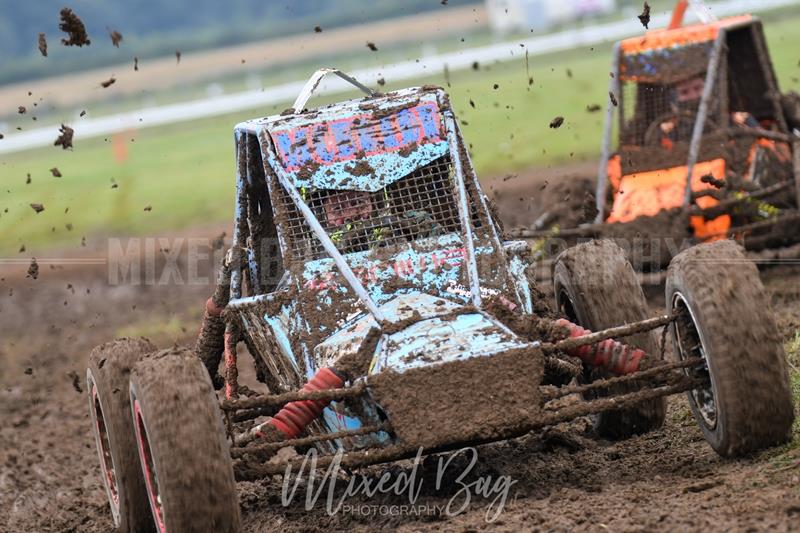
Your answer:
115;309;201;347
2;14;799;255
787;332;800;440
767;330;800;469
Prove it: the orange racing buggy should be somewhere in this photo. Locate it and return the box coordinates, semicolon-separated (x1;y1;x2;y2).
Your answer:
519;4;800;270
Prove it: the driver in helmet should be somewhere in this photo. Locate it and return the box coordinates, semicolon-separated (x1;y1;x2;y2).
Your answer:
656;75;757;149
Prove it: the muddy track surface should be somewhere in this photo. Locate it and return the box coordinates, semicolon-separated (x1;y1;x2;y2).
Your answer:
1;234;799;532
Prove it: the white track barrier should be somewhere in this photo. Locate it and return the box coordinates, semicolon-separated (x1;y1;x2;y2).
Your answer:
0;0;795;155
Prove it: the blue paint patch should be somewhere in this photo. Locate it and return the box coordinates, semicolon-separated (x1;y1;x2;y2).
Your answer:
267;91;449;192
314;293;462;368
265;315;299;372
289;141;449;192
300;232;504;309
372;312;533;374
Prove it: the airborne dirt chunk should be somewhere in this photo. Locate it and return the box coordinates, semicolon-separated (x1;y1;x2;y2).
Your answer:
609;91;618;106
211;232;226;250
100;76;116;88
18;106;26;114
525;49;533;85
366;42;378;51
54;124;74;150
50;167;62;177
59;8;91;47
550;116;565;129
314;25;322;33
134;57;139;71
581;190;599;223
638;2;651;29
700;174;726;188
67;370;82;393
30;203;45;214
108;29;122;47
175;50;181;63
26;258;39;279
38;33;48;56
586;104;601;112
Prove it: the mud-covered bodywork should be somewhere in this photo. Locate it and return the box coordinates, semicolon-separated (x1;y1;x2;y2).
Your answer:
84;70;796;533
225;83;540;450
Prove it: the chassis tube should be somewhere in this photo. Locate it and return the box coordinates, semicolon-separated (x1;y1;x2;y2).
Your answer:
594;43;621;224
684;32;725;206
444;112;482;308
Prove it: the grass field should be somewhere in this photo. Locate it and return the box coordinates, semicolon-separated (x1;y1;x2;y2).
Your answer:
2;13;799;255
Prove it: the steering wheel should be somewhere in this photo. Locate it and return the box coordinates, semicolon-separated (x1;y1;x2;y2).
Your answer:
643;109;719;147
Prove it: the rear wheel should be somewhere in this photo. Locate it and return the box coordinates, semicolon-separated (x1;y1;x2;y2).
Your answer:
87;338;157;532
130;347;240;532
553;240;666;439
666;240;794;456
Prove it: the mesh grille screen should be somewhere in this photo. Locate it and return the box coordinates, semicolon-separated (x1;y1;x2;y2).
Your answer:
277;155;470;261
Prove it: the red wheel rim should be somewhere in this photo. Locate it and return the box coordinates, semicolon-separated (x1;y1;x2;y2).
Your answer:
89;376;120;521
133;396;167;533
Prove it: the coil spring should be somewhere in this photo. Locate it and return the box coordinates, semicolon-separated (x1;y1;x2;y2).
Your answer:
267;368;345;438
555;318;646;375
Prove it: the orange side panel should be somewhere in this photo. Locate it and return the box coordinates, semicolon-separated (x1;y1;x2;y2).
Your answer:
606;159;729;240
690;193;730;241
607;154;622;192
619;15;752;55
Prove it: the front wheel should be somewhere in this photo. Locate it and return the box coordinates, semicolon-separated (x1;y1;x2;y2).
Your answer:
130;348;240;532
666;240;794;456
553;240;666;439
87;338;157;532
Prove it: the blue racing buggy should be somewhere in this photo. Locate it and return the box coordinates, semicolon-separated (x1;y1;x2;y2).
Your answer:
86;69;794;532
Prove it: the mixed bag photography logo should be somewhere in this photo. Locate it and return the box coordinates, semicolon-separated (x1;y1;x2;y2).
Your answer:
280;446;517;522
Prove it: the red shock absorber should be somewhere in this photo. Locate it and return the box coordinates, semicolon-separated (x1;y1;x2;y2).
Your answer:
555;318;646;375
266;368;345;439
223;329;239;400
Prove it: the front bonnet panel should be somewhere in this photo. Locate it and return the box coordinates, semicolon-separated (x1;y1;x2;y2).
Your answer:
314;293;462;369
371;312;533;374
